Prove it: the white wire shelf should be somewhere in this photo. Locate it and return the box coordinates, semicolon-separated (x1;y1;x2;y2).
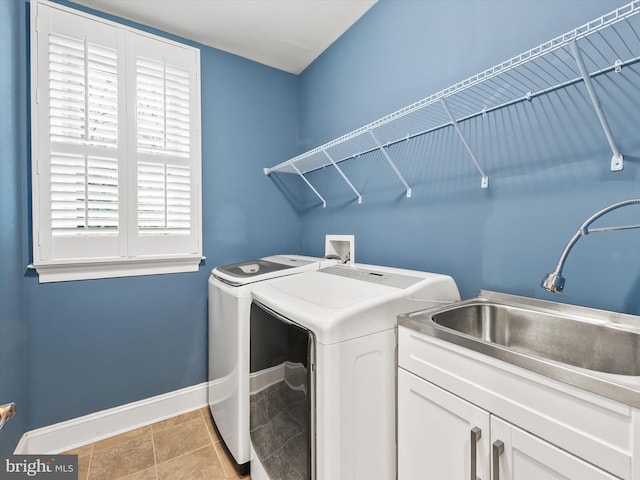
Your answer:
264;1;640;207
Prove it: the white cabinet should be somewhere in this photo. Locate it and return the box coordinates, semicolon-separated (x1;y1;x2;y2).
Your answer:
491;416;618;480
397;326;633;479
398;369;490;480
398;368;619;480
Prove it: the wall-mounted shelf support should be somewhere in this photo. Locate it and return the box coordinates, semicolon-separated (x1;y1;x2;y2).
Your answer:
570;40;624;172
292;163;326;208
368;130;412;198
265;1;640;208
440;98;489;188
322;149;363;204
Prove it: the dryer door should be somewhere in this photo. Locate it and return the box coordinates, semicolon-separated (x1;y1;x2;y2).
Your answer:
249;301;315;480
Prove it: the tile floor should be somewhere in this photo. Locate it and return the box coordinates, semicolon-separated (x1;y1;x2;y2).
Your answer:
250;380;308;480
64;408;250;480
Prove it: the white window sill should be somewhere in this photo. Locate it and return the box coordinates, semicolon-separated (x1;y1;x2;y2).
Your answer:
28;255;205;283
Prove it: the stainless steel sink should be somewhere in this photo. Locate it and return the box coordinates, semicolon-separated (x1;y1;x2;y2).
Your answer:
398;290;640;407
432;302;640;376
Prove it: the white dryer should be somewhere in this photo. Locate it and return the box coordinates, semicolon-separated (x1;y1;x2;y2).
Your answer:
208;254;338;473
248;264;460;480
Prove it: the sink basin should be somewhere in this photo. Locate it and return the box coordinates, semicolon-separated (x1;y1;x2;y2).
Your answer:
432;302;640;376
398;290;640;407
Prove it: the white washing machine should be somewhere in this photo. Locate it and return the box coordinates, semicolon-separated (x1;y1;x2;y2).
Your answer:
248;264;460;480
208;254;338;473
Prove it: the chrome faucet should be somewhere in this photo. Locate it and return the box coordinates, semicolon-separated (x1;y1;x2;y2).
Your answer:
541;198;640;293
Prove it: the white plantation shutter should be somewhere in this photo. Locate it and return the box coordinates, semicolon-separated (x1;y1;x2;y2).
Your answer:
32;4;124;263
50;153;118;235
136;59;191;158
136;57;192;237
137;162;191;235
130;32;200;257
48;32;119;238
31;1;201;282
49;33;119;148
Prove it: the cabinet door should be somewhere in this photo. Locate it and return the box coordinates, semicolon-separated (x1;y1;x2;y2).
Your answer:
490;416;620;480
398;368;491;480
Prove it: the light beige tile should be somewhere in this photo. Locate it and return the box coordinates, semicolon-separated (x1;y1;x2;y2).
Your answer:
88;434;155;480
93;426;152;452
120;466;158;480
62;438;92;480
64;444;93;457
153;417;212;464
77;454;91;480
212;441;238;479
156;445;224;480
200;409;220;444
152;410;201;433
62;412;253;480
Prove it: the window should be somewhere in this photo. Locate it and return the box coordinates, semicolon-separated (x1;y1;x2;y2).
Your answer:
30;0;202;282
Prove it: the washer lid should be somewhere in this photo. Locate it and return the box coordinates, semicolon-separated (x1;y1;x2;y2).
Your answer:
212;255;320;286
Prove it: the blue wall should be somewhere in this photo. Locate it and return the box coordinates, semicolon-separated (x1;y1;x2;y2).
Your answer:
6;0;302;440
4;0;640;453
0;0;27;453
297;0;640;314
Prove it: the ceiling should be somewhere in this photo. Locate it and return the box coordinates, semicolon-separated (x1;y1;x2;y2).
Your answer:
71;0;378;74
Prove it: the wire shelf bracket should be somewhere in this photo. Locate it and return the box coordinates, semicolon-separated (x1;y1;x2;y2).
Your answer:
570;40;624;171
440;98;489;188
264;1;640;206
292;163;326;208
323;149;363;204
368;130;412;198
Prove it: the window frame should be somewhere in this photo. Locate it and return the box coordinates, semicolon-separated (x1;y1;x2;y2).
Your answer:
30;0;203;283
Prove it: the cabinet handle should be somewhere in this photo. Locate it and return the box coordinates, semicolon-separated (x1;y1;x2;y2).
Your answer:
470;426;482;480
492;440;504;480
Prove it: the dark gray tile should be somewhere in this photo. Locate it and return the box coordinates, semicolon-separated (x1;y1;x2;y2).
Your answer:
250;423;279;461
286;399;307;426
250;387;268;401
262;449;304;480
270;410;305;448
283;431;308;478
250;395;269;431
279;384;306;407
265;386;287;420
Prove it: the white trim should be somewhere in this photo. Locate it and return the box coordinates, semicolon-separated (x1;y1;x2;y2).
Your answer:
248;361;309;395
30;0;203;281
35;0;201;50
29;255;204;283
14;382;208;454
13;434;29;455
249;362;286;395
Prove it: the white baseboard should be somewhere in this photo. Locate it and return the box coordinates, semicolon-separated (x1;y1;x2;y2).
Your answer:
249;361;306;395
14;382;208;454
13;433;29;455
249;362;286;395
